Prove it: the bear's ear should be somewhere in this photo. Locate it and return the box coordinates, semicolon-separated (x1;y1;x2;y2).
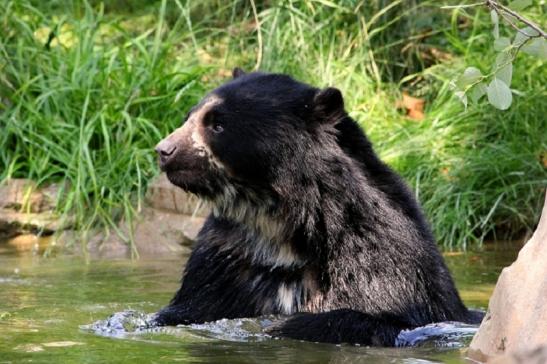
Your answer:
313;87;345;123
232;67;246;79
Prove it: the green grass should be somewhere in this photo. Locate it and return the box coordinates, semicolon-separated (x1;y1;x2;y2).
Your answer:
1;0;545;248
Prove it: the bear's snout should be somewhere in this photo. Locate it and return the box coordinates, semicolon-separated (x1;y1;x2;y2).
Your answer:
155;138;177;168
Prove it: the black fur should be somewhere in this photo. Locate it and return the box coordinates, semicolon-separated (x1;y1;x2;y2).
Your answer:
153;70;482;346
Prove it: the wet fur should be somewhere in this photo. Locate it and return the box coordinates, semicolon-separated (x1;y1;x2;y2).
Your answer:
153;71;482;345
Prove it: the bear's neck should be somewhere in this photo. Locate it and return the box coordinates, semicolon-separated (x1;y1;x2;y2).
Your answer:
209;186;307;269
208;155;423;271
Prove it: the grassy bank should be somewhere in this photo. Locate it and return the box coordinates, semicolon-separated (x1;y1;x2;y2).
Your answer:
1;0;545;248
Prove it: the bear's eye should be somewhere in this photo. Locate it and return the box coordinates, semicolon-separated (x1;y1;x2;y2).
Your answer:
211;124;224;133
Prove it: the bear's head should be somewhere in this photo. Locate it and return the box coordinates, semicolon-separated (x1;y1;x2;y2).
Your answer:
155;69;347;229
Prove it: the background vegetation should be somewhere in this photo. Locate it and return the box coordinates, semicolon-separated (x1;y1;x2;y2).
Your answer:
1;0;545;248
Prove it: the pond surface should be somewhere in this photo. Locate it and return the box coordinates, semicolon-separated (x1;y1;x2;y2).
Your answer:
0;236;523;363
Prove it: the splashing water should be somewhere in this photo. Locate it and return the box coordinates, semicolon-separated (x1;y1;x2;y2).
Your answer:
83;310;275;342
396;322;479;348
84;310;479;349
81;310;156;338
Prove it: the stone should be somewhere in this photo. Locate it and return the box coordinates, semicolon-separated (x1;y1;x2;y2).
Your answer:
128;207;205;255
0;179;69;239
0;179;40;212
0;174;207;258
489;346;547;364
89;207;205;258
0;178;62;213
467;191;547;363
7;234;53;253
0;209;72;239
145;173;209;217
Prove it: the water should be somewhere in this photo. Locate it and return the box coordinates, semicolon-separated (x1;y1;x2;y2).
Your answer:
0;236;523;363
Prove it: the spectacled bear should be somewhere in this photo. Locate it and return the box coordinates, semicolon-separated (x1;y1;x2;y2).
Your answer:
153;69;482;346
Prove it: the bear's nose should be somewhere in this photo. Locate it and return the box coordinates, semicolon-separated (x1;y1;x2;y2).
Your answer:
155;139;177;164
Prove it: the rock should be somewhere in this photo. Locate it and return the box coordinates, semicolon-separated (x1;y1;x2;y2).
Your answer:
467;190;547;363
0;178;61;213
54;229;128;259
7;234;53;253
0;179;69;239
489;346;547;364
145;173;209;217
99;173;209;257
89;207;205;258
124;207;205;255
0;209;72;239
1;174;207;257
0;179;40;212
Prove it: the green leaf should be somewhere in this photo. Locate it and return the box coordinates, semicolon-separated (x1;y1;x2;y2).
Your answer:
508;0;532;11
494;52;513;85
495;52;513;64
491;10;499;39
514;27;540;47
455;91;468;109
487;79;512;110
456;67;483;89
522;38;547;59
494;37;511;52
495;51;512;66
495;63;512;86
501;13;518;26
468;83;487;104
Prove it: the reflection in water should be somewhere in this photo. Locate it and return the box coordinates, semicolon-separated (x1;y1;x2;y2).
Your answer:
0;238;522;363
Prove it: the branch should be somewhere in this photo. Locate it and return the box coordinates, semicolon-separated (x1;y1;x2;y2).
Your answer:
441;2;485;9
442;1;547;39
486;0;547;39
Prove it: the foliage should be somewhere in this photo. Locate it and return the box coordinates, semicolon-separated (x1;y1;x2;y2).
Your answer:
1;0;545;248
0;0;207;240
449;0;546;110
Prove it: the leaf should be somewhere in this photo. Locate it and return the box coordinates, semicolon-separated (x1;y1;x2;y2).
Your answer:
514;26;540;47
487;79;512;110
495;63;512;86
508;0;532;11
468;82;487;104
455;91;468;109
501;13;518;26
397;92;425;121
495;51;512;66
522;38;547;59
456;67;483;89
491;10;499;39
494;52;513;85
494;37;511;52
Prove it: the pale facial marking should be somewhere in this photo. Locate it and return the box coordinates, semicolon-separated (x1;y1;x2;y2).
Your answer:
188;95;226;169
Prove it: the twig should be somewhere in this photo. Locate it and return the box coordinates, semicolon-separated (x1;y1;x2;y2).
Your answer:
486;0;547;38
441;2;485;9
442;1;546;39
497;10;536;38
